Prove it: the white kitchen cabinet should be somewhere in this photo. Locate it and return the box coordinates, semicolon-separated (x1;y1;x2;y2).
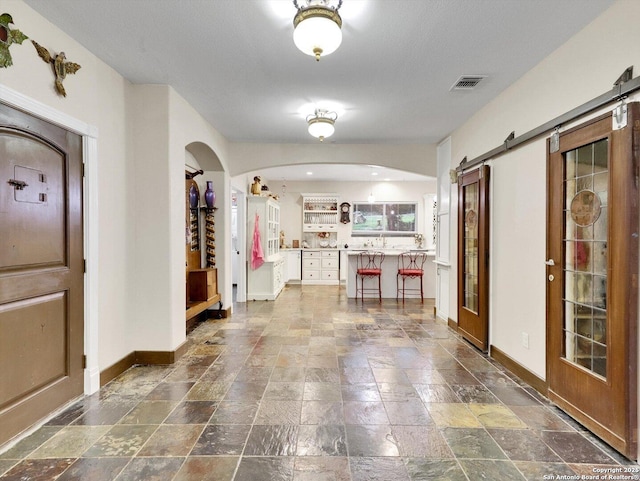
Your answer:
286;249;301;282
301;194;339;232
247;196;283;300
339;250;348;282
302;249;339;285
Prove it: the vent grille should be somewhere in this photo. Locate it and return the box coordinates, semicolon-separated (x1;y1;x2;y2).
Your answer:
451;75;486;90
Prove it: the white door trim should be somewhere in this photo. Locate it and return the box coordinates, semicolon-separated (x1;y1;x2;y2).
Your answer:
0;84;100;395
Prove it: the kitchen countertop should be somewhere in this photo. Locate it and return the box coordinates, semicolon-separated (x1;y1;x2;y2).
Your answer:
281;247;435;255
345;249;436;299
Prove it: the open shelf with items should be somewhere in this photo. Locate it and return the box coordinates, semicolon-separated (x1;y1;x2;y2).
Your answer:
189;208;199;252
302;194;339;231
302;231;338;249
203;207;217;267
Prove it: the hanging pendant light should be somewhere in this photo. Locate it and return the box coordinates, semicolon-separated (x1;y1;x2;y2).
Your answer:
368;169;376;203
293;0;343;61
306;109;337;141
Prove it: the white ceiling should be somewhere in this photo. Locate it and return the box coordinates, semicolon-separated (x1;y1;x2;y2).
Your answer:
23;0;613;182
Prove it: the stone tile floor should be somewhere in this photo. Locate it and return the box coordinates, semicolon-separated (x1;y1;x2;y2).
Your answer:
0;286;635;480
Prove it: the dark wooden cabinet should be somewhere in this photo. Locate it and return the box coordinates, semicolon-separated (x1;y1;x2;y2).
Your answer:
188;268;218;302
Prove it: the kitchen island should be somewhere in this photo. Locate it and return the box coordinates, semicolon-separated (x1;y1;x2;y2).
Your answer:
345;249;436;299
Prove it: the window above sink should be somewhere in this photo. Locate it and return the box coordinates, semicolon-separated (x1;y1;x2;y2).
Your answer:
351;202;417;236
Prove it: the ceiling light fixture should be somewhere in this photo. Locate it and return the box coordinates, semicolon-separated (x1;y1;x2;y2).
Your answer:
293;0;343;61
367;190;375;203
306;109;337;141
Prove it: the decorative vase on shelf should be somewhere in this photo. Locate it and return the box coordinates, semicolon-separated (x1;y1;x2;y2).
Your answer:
205;181;216;208
189;184;198;209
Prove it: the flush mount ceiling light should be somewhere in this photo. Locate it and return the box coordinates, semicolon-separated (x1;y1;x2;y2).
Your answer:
306;109;337;141
293;0;343;61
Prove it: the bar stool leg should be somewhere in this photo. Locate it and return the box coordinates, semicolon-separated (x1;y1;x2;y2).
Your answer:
420;275;424;303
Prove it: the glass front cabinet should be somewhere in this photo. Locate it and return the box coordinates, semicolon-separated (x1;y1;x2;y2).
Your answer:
247;196;284;300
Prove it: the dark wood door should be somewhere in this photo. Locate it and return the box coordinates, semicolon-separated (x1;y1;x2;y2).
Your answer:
0;104;84;446
458;165;490;351
547;106;638;457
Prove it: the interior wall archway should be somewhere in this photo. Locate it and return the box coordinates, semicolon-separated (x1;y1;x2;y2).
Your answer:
186;141;224;172
183;140;232;315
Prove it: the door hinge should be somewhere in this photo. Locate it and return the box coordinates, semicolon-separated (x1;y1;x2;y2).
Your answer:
613;99;628;130
549;127;560;153
83;259;87;273
82;163;86;177
82;354;87;369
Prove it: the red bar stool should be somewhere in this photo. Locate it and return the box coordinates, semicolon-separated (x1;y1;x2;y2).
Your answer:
397;251;428;303
355;251;385;303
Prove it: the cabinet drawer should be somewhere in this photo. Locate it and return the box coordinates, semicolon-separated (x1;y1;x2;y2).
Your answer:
188;268;218;301
303;270;320;280
321;270;338;280
303;259;320;269
322;258;338;269
302;250;321;258
322;251;338;258
303;224;337;232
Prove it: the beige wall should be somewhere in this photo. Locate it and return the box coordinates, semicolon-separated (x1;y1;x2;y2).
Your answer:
227;143;437;178
446;0;640;382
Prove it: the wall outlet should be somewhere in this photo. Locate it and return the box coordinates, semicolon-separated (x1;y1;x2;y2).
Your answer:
521;332;529;349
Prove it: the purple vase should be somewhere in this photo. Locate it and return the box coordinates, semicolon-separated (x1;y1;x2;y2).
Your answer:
189;184;198;209
205;181;216;208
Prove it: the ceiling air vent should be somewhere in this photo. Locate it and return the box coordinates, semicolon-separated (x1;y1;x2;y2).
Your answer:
451;75;486;91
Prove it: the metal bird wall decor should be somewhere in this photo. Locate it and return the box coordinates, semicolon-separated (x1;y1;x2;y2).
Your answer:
31;40;81;97
0;13;28;68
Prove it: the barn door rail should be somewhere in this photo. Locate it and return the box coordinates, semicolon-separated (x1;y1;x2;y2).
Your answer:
456;67;640;174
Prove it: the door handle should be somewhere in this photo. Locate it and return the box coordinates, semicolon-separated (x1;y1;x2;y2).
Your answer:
545;259;555;266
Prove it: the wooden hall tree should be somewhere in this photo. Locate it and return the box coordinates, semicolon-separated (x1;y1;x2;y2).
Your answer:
185;176;220;328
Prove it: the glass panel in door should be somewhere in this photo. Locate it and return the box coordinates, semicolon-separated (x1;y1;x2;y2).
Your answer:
463;182;479;314
562;139;608;378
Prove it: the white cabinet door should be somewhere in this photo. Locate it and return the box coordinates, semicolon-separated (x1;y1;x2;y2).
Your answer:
287;250;301;281
340;251;348;281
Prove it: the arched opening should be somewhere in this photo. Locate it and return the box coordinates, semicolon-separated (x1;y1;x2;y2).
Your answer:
184;141;230;324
